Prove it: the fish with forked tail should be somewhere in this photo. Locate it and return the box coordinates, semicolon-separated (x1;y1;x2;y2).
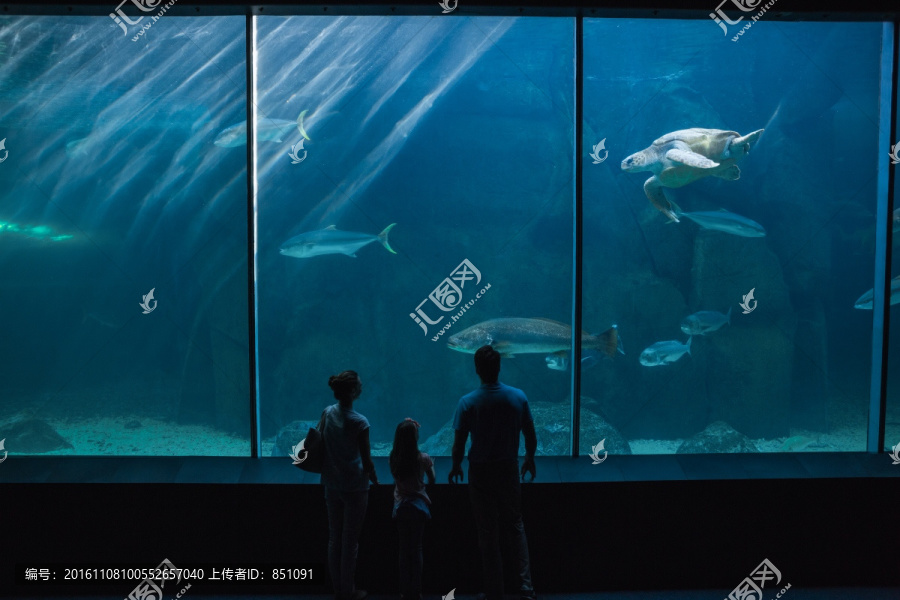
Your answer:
674;206;766;238
215;110;310;147
280;224;396;258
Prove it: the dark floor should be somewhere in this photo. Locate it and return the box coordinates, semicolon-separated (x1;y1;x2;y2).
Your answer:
207;592;898;600
7;591;900;600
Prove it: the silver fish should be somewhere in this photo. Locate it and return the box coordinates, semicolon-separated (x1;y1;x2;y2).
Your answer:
279;224;396;258
853;275;900;309
677;208;766;237
639;337;692;367
447;318;620;358
545;348;606;371
214;118;298;147
681;307;731;336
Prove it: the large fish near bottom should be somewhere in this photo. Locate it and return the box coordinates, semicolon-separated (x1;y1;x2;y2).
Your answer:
280;224;396;258
853;275;900;309
675;207;766;237
447;318;620;358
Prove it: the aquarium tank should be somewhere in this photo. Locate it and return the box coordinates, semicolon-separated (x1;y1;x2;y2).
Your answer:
0;8;896;460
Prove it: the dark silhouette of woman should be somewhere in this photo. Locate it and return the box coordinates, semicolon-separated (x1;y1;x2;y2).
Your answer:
319;370;378;600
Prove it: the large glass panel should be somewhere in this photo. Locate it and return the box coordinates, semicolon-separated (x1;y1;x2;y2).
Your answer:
256;16;575;458
0;15;250;455
583;19;883;454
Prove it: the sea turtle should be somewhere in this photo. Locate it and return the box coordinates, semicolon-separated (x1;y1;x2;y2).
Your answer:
621;128;764;222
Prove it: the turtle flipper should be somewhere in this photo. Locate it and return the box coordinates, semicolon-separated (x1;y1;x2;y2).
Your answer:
714;164;741;181
644;178;680;223
665;148;719;169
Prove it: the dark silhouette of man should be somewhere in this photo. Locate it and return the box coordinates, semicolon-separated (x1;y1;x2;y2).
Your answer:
449;345;537;600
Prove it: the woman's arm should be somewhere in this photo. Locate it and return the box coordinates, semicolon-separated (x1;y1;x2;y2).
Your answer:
425;461;436;485
358;428;378;485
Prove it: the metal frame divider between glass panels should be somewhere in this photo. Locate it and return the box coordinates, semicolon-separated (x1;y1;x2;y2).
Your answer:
570;15;584;457
247;16;260;458
868;21;898;453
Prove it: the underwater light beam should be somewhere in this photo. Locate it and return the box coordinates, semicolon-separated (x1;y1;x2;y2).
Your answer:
302;19;515;229
763;100;783;136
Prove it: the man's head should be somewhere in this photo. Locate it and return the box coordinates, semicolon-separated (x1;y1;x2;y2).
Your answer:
474;345;500;383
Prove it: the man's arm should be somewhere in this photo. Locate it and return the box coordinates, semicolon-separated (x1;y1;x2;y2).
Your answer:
448;429;468;483
521;418;537;481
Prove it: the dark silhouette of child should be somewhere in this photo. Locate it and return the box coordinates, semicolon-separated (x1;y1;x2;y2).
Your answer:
390;417;436;600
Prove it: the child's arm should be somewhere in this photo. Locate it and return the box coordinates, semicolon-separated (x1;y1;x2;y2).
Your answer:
358;428;378;485
425;455;436;485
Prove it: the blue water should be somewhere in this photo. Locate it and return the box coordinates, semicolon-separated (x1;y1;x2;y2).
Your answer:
0;14;894;456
